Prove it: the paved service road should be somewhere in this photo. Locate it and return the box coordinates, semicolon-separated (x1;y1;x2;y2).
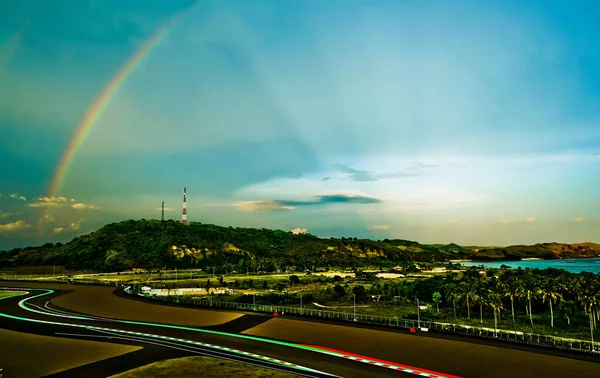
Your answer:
0;283;447;378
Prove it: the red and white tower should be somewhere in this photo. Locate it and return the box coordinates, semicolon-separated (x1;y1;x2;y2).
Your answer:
182;187;187;225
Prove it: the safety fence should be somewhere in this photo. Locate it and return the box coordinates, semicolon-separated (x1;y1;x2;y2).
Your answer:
141;292;600;354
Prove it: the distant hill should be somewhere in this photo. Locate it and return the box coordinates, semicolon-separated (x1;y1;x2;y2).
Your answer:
431;243;474;256
470;242;600;261
0;220;449;272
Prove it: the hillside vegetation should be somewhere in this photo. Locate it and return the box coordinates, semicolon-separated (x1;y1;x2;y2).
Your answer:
0;220;451;272
1;220;598;272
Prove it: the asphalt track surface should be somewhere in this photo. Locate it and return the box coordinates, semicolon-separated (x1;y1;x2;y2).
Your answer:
0;283;435;378
1;282;599;378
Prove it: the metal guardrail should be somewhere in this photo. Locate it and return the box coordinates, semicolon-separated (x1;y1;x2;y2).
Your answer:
143;293;600;354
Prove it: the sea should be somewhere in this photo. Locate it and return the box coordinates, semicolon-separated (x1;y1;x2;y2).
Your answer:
459;257;600;274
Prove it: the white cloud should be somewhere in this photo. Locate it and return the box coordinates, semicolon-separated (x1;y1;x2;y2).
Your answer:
0;220;31;233
9;193;26;201
231;200;296;212
28;197;99;210
501;217;537;224
71;203;100;210
291;227;307;234
38;214;56;224
28;196;70;208
54;219;84;234
0;210;12;219
369;225;390;231
573;217;586;223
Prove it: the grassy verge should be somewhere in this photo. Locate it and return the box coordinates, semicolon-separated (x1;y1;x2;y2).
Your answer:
109;356;299;378
0;290;24;298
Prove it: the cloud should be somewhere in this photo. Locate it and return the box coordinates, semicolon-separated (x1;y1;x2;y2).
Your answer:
232;194;381;212
291;228;307;234
38;214;55;224
334;165;377;182
501;217;537;224
232;200;296;212
0;220;31;233
335;164;435;182
313;194;381;205
573;217;586;223
28;197;99;210
9;193;26;201
369;225;390;231
54;219;84;234
71;203;100;210
0;210;12;219
446;218;461;224
28;196;70;208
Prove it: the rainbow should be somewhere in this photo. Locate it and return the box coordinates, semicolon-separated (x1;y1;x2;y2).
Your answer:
46;5;196;199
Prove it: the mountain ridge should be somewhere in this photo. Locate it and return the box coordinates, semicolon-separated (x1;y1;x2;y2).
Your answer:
1;219;599;271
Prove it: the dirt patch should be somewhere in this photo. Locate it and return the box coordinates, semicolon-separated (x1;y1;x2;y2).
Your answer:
243;318;600;378
109;356;299;378
0;328;141;378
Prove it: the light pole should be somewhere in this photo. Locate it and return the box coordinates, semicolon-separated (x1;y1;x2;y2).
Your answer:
353;294;356;321
493;308;498;337
176;268;179;303
253;294;256;310
300;294;303;315
417;298;421;329
590;312;595;352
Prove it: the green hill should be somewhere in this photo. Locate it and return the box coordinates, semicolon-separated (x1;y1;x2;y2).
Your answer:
0;219;450;272
431;243;474;256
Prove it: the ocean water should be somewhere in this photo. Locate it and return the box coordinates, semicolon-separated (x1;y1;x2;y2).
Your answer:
460;258;600;274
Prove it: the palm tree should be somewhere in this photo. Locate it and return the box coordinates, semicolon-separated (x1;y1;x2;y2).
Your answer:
538;279;563;328
498;276;519;323
474;281;489;323
488;291;504;336
445;283;458;319
458;281;474;319
559;300;577;325
518;278;538;326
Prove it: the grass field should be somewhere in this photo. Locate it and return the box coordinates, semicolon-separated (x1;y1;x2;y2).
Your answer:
0;291;24;298
109;356;299;378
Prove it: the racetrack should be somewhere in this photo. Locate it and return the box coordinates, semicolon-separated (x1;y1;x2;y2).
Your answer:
8;281;242;326
0;283;425;378
1;281;599;378
244;318;600;378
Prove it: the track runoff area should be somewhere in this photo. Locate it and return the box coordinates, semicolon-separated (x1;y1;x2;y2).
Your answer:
0;287;459;378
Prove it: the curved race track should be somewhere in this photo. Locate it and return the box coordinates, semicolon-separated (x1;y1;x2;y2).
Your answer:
1;281;599;378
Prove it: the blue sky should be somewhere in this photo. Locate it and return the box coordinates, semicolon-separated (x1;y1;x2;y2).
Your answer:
1;0;600;250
